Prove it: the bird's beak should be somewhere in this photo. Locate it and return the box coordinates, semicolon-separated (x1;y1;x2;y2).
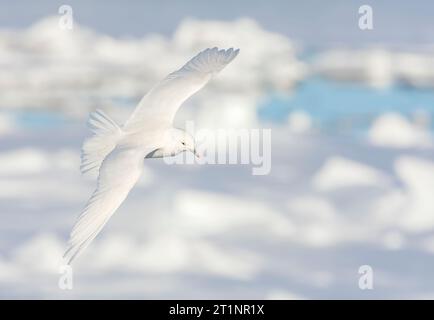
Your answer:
193;148;200;159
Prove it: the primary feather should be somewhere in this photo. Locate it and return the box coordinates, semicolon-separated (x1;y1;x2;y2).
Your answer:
124;47;239;131
64;148;145;264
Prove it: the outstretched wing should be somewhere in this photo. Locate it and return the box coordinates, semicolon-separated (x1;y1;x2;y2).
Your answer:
123;47;240;132
64;147;144;264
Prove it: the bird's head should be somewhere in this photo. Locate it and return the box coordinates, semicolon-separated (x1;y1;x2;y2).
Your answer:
172;128;199;158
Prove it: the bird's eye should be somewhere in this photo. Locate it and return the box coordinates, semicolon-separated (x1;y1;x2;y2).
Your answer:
181;142;185;145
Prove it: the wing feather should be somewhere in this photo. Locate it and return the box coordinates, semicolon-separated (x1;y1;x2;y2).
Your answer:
64;148;144;264
123;47;239;131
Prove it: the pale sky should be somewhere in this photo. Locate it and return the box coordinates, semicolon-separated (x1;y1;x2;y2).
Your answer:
1;0;433;47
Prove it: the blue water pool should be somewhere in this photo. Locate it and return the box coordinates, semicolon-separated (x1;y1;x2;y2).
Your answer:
258;77;434;133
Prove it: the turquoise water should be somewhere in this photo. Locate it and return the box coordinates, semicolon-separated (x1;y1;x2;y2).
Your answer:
258;78;434;133
12;110;69;128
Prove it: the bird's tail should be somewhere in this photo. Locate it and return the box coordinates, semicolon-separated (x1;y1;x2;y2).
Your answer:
80;109;123;176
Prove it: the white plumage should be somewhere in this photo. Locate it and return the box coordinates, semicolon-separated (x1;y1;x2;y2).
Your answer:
64;47;239;264
124;47;240;130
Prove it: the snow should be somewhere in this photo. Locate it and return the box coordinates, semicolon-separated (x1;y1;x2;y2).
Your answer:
1;16;434;300
314;48;434;89
369;113;432;148
0;16;305;127
287;111;312;134
312;156;390;191
394;156;434;231
1;125;434;299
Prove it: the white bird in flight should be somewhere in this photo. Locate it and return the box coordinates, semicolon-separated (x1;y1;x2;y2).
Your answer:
64;47;240;264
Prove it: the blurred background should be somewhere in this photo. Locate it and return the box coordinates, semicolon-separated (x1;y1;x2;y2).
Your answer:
1;0;434;299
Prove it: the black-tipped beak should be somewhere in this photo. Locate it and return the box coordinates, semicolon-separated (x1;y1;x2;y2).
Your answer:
193;149;200;159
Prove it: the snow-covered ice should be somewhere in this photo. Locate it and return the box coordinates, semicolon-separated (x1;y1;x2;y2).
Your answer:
1;124;434;299
1;16;434;299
